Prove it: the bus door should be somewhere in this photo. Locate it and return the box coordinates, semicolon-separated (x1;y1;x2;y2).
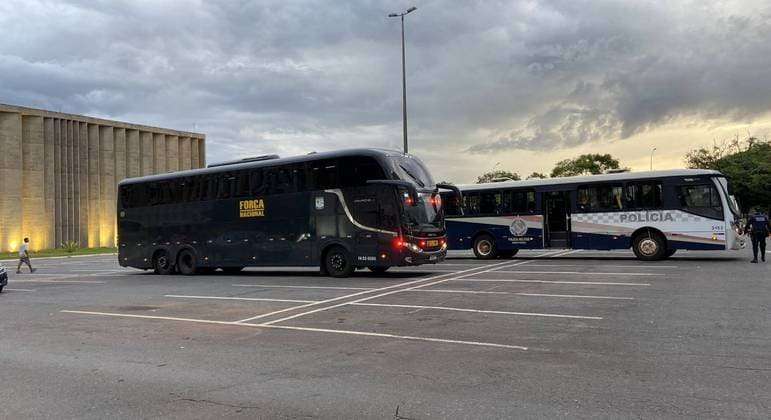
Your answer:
544;191;571;248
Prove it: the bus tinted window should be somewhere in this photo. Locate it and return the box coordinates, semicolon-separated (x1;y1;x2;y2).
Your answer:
442;192;461;216
577;185;624;212
677;184;723;219
480;191;500;214
309;159;339;190
339;156;386;187
502;189;536;214
624;182;662;209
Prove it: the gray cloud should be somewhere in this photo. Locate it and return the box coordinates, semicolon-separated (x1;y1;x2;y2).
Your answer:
1;0;771;165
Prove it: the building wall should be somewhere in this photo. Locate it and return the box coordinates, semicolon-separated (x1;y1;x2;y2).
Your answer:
0;104;206;252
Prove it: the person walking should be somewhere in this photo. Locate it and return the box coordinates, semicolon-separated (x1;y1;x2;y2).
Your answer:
744;208;770;263
16;237;36;274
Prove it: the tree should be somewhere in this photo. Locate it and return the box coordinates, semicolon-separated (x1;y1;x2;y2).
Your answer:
550;154;622;177
526;172;547;179
476;170;520;184
685;136;771;213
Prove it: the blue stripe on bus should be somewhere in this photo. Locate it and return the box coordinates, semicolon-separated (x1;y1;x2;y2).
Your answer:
447;220;725;251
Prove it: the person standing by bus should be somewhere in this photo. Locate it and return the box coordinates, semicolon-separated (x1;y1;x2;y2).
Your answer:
744;208;770;263
16;237;36;274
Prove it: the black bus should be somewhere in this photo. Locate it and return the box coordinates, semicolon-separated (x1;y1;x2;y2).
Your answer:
117;149;453;277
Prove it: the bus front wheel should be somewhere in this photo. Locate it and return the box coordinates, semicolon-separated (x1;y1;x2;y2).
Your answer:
324;246;355;278
153;250;174;275
632;232;666;261
473;235;497;259
177;249;197;276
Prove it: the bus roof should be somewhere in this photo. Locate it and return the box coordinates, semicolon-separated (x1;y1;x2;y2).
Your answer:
456;169;724;192
119;148;405;186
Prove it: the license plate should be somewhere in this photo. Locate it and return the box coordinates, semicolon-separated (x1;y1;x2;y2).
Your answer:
426;240;439;247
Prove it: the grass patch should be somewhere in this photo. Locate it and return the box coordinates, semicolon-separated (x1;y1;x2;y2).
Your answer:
0;247;117;260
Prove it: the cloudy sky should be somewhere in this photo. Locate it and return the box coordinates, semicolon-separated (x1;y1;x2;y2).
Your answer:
2;0;770;182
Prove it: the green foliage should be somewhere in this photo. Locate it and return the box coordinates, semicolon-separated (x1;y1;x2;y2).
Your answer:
62;240;79;254
476;170;521;184
550;154;622;177
686;137;771;213
526;172;547;179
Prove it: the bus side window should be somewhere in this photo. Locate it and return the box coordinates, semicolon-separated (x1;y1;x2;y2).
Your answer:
292;163;306;192
235;171;250;198
310;159;339;190
464;192;480;215
625;182;663;209
677;184;723;219
479;191;500;215
250;169;265;196
527;191;536;213
442;192;460;216
339;156;386;187
578;185;623;211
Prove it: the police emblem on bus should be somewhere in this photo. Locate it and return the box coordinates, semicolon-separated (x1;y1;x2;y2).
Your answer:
315;196;325;210
239;199;265;218
510;218;528;236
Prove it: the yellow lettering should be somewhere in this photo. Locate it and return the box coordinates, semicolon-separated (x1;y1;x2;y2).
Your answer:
239;199;266;218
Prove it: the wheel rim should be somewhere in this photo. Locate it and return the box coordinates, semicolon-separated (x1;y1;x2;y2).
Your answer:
330;253;346;272
477;240;492;256
157;255;169;269
639;238;659;256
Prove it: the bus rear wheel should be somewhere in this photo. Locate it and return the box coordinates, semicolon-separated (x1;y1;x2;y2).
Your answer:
177;250;197;276
633;232;666;261
153;250;174;275
324;246;354;278
473;235;497;259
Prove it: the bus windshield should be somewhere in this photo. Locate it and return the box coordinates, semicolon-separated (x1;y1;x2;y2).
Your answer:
403;191;442;229
716;177;741;217
389;155;435;188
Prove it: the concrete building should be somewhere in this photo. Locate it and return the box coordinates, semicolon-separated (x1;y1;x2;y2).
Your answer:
0;103;206;253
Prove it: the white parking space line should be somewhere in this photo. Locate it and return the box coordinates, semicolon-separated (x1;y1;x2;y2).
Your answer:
60;310;528;350
232;284;374;291
409;289;633;300
61;310;243;326
522;264;679;269
350;302;603;320
454;279;651;286
514;293;634;300
261;324;528;350
260;250;573;326
234;252;562;324
164;295;318;304
490;270;664;276
9;279;106;284
4;288;36;292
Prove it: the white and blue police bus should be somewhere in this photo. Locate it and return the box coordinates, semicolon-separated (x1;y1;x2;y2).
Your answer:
118;149;455;277
440;169;744;261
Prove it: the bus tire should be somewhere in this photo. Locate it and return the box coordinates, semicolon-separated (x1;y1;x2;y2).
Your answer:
498;249;519;259
632;231;666;261
368;266;390;274
153;250;174;275
177;249;197;276
473;234;497;259
324;246;355;278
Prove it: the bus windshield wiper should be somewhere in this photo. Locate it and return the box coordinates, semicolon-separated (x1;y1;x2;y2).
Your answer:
399;164;425;187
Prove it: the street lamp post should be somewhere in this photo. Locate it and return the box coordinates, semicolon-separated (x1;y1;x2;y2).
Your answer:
650;147;657;171
389;6;417;154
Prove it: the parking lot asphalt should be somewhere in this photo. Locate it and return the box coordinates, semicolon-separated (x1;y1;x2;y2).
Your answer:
1;249;769;419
